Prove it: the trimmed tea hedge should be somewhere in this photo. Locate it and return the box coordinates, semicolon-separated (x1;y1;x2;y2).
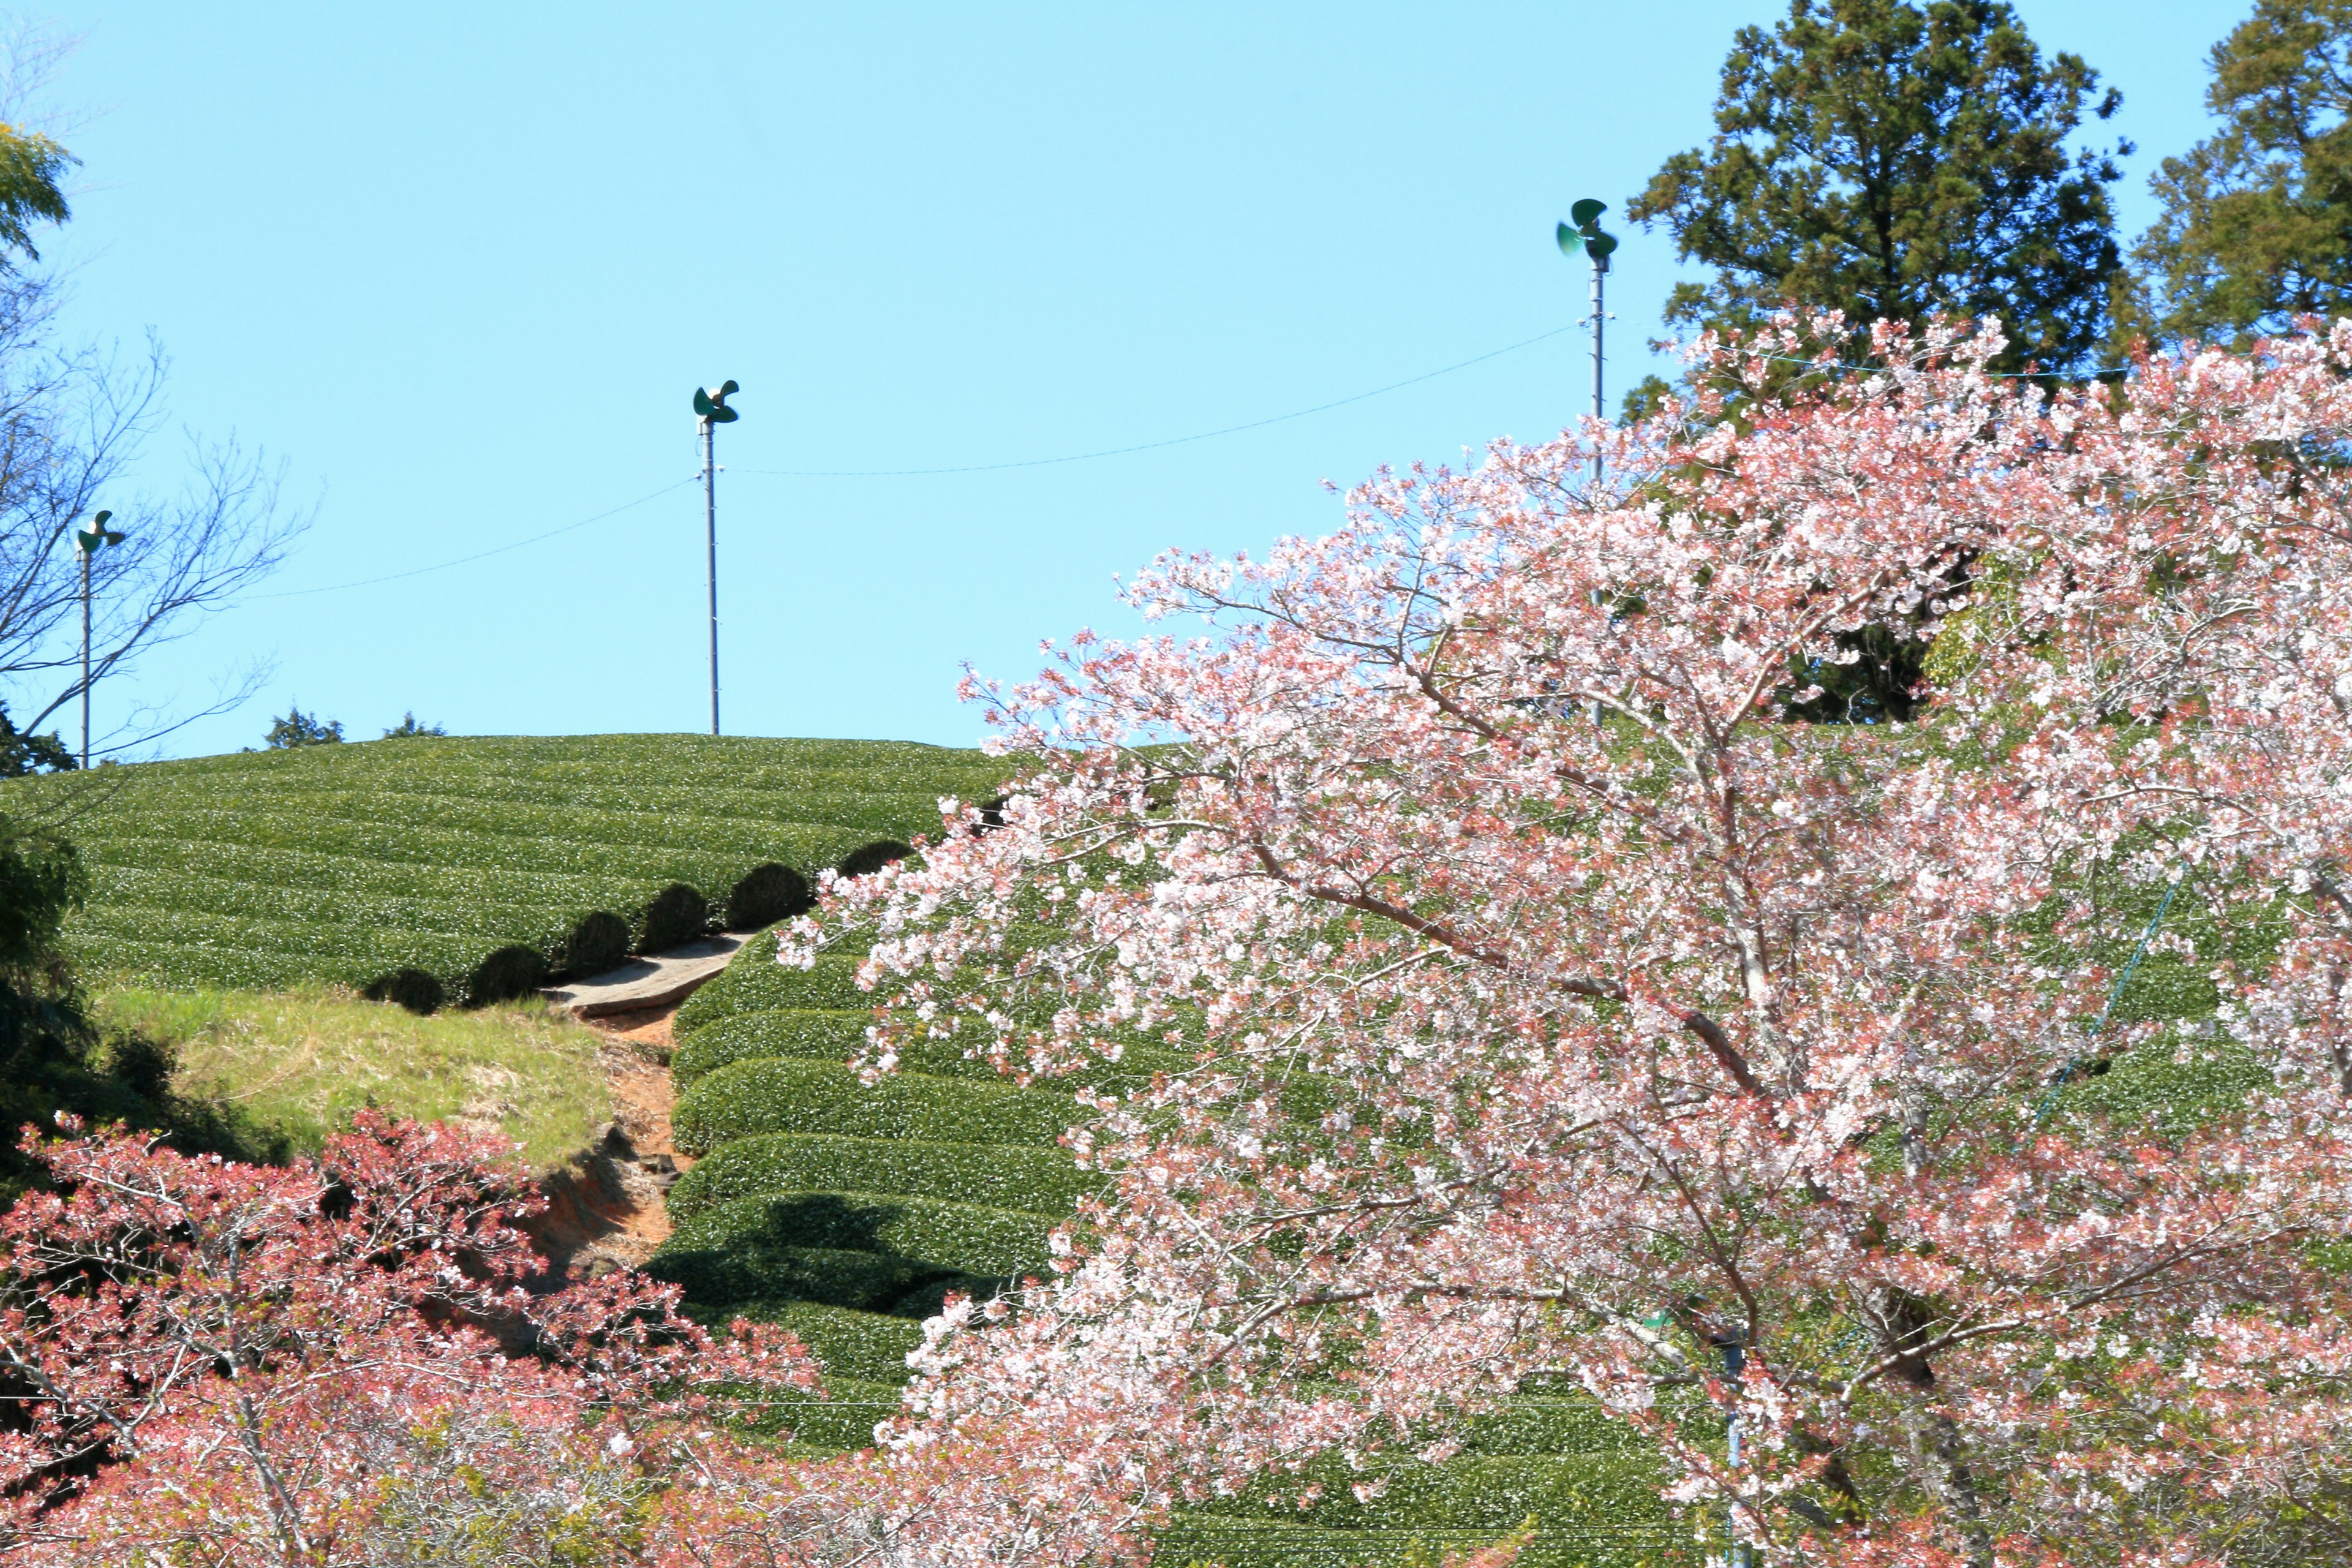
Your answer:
0;735;1005;1007
737;1301;924;1384
671;1059;1080;1153
668;1133;1096;1221
668;1189;1060;1279
675;948;877;1033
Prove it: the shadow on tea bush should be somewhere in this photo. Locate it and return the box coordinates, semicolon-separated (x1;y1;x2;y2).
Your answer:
835;840;911;880
466;944;547;1005
726;862;811;932
557;911;630;979
639;883;712;954
361;967;445;1014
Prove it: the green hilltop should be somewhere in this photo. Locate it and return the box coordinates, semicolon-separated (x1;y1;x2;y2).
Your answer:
2;734;1005;1010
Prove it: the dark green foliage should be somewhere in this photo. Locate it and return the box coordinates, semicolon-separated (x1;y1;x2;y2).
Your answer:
0;814;274;1193
0;704;72;777
648;1238;960;1315
836;839;911;879
360;967;444;1015
557;910;630;979
0;123;70;265
2126;1;2352;345
756;1375;908;1452
263;707;344;748
465;944;548;1005
1780;620;1941;723
671;1059;1078;1154
636;883;712;954
381;712;448;739
0;815;83;969
725;861;810;931
1629;0;2126;375
668;1133;1091;1224
668;1189;1059;1279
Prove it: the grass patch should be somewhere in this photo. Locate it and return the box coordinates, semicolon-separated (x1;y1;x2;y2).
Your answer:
96;985;611;1171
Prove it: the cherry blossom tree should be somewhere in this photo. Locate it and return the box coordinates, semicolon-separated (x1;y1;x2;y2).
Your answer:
794;317;2352;1566
0;1110;818;1566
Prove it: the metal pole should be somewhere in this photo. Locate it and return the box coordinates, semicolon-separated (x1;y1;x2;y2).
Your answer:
1589;253;1606;484
703;415;719;737
78;546;90;769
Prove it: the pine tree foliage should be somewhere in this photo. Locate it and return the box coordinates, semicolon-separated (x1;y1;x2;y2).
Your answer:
1629;0;2127;376
2128;0;2352;345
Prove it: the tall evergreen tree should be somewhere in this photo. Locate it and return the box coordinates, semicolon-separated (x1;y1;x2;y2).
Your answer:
2127;1;2352;345
1629;0;2127;376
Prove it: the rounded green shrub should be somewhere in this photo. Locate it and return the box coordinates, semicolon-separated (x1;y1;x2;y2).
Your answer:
668;1133;1092;1221
557;910;630;979
671;1060;1079;1155
361;967;444;1014
734;1302;925;1384
756;1374;907;1453
726;861;811;931
464;943;546;1005
638;882;712;954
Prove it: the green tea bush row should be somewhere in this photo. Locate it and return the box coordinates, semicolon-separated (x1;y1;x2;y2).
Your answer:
668;1133;1095;1222
759;1374;907;1453
77;836;668;907
105;776;962;835
89;865;596;944
721;1300;925;1385
671;1060;1079;1154
1152;1518;1667;1568
646;1237;968;1315
75;809;871;887
666;1189;1060;1278
674;943;874;1033
672;1008;872;1084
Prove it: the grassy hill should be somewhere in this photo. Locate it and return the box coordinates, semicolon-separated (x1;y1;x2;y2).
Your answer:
650;930;1681;1567
0;735;1005;1011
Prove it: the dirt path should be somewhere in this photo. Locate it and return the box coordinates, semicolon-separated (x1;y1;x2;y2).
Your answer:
532;1001;696;1278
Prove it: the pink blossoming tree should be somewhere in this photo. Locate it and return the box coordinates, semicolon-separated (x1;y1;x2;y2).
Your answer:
0;1110;818;1566
792;318;2352;1566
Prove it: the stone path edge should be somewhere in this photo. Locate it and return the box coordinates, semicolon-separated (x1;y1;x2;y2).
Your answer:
543;933;747;1019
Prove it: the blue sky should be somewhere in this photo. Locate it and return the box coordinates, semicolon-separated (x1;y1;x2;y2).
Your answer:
39;1;2234;756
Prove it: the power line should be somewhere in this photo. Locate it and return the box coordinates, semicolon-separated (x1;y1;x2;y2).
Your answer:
731;323;1581;478
248;478;699;600
246;323;1581;600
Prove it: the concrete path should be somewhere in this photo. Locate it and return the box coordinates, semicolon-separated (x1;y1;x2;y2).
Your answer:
543;933;747;1018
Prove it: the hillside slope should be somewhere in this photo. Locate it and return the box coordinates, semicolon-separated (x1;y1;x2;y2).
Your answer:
2;735;1004;1009
652;932;1679;1568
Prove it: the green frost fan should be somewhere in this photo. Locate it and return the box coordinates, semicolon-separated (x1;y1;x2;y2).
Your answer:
1557;198;1619;272
693;380;741;423
75;508;123;554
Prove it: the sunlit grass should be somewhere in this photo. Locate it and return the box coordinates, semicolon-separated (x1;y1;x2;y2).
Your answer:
97;985;611;1172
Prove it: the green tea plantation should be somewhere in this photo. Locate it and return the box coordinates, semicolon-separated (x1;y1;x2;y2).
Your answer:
652;930;1684;1568
0;735;1006;1011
